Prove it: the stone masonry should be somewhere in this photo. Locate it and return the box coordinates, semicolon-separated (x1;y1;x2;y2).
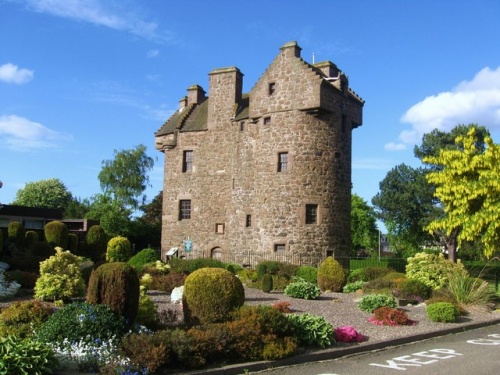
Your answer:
154;41;364;267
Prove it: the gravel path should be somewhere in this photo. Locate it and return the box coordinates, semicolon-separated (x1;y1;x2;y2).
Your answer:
149;286;500;345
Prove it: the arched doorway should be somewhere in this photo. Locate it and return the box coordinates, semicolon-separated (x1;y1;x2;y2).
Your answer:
211;247;223;260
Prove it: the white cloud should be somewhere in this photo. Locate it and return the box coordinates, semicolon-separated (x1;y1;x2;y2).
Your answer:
0;115;73;151
352;158;395;170
398;66;500;146
0;63;34;84
147;49;159;58
24;0;175;43
384;142;407;151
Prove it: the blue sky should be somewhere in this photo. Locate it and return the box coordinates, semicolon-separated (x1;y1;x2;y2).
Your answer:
2;0;500;228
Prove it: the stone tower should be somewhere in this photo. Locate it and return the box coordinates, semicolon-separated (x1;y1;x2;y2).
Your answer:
155;41;364;267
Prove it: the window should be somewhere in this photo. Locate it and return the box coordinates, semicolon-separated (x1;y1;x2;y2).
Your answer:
182;150;193;172
263;116;271;125
240;121;245;131
268;82;276;95
278;152;288;172
305;204;318;224
274;244;286;252
326;250;334;257
179;200;191;220
245;214;252;227
215;223;225;234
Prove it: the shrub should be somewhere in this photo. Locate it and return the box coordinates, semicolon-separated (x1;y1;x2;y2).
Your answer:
256;260;283;278
287;313;334;348
119;331;170;374
271;301;292;313
406;252;467;290
362;278;396;294
37;302;127;346
67;233;79;253
44;220;68;249
0;334;58;375
142;260;171;275
86;225;108;261
5;270;38;289
426;302;460;323
136;291;160;330
334;325;364;343
296;265;318;284
8;221;25;250
0;300;53;338
446;272;493;311
343;280;365;293
358;294;397;313
31;241;54;258
0;268;21;300
272;275;292;291
370;306;414;326
317;257;346;292
232;305;293;337
226;263;243;274
86;262;140;324
25;230;39;252
106;236;132;262
284;277;321;300
261;273;273;293
347;268;366;283
393;279;432;304
183;267;244;325
128;248;160;273
170;257;226;274
150;271;186;293
363;266;393;281
34;247;86;302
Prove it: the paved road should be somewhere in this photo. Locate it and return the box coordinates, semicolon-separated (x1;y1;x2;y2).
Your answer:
250;324;500;375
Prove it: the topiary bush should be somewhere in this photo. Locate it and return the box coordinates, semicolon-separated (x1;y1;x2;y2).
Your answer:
67;233;79;254
8;221;25;251
0;300;53;338
284;277;321;300
128;248;160;273
296;265;318;284
426;302;460;323
106;236;132;262
406;252;467;290
25;230;39;253
86;225;108;261
34;247;86;302
44;220;68;250
261;273;273;293
317;256;346;292
0;334;58;375
287;313;335;348
358;294;397;313
37;301;127;346
86;262;140;324
183;267;244;325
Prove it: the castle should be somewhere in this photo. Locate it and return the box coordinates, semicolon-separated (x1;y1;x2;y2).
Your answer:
154;41;364;267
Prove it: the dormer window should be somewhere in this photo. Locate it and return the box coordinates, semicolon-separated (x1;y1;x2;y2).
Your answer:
268;82;276;95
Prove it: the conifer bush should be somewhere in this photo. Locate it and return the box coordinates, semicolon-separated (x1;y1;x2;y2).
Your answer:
128;247;159;272
44;220;68;249
426;302;460;322
25;230;39;252
317;256;346;292
8;221;25;252
67;233;79;254
34;247;86;302
261;273;273;293
106;236;132;262
183;267;244;325
86;225;108;261
87;262;140;324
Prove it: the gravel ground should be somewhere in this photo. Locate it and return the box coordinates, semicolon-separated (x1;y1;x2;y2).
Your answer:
148;286;500;345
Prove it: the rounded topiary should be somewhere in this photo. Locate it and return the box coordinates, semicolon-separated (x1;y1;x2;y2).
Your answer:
25;230;39;252
426;302;460;323
8;221;25;250
34;247;86;302
86;225;108;261
87;262;140;324
317;257;346;292
183;267;245;325
262;273;273;293
106;236;132;262
44;220;68;249
127;248;160;272
67;233;79;254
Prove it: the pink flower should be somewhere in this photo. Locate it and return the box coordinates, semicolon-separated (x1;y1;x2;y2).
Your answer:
334;325;364;343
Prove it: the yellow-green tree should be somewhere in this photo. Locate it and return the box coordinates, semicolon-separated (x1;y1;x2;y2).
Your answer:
424;127;500;259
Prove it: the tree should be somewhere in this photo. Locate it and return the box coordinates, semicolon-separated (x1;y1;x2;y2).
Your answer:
97;144;155;211
424;126;500;259
351;194;378;255
372;164;436;257
12;178;72;210
86;194;131;237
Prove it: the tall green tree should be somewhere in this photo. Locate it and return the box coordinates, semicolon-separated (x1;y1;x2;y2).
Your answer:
12;178;72;210
372;164;436;257
351;193;378;255
97;144;155;210
425;126;500;259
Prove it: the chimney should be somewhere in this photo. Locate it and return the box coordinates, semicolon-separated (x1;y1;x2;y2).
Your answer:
187;84;206;105
280;41;302;58
208;67;243;127
179;96;187;111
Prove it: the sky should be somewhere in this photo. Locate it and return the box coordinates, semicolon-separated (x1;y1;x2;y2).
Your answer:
2;0;500;229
